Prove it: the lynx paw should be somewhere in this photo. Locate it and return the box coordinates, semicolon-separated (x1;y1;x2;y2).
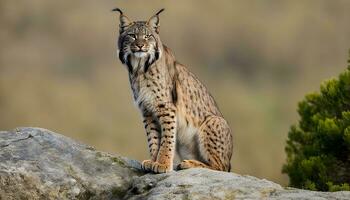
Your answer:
177;160;193;170
177;160;208;170
141;160;172;173
141;160;154;172
151;162;172;173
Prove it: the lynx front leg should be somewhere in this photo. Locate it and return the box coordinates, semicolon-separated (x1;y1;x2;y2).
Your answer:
143;114;161;161
151;103;177;173
140;112;161;172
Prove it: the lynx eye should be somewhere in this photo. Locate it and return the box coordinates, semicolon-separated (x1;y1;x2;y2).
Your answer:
128;34;136;39
145;34;152;39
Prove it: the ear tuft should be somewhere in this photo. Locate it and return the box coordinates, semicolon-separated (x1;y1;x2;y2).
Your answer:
147;8;165;33
155;8;165;16
112;8;132;33
111;8;123;14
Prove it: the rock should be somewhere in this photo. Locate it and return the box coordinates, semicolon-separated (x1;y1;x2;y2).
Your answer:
0;127;141;200
0;127;349;200
125;171;350;200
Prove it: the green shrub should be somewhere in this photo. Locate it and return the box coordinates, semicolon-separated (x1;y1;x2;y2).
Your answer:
283;55;350;191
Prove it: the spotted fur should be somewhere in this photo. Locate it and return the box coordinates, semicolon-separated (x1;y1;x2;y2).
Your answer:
114;8;233;173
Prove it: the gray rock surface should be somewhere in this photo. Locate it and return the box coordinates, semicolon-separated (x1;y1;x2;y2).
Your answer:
1;127;349;200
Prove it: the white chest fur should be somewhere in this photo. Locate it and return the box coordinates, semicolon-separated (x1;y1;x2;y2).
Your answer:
175;113;199;161
134;85;157;111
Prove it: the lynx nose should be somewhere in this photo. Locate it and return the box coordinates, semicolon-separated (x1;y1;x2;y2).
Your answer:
136;43;145;49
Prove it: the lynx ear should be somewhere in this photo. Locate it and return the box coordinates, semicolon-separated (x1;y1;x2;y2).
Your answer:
112;8;133;33
147;8;165;33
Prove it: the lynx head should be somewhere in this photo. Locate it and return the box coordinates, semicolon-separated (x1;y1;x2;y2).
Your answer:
113;8;165;72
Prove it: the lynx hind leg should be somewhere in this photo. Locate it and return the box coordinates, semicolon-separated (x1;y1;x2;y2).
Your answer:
179;116;233;172
177;159;212;170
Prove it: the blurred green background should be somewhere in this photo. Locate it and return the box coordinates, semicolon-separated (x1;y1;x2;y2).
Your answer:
1;0;349;185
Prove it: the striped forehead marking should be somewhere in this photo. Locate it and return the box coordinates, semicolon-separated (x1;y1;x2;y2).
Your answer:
129;22;149;35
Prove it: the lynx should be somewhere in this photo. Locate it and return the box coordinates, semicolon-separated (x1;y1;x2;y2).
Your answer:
113;8;233;173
